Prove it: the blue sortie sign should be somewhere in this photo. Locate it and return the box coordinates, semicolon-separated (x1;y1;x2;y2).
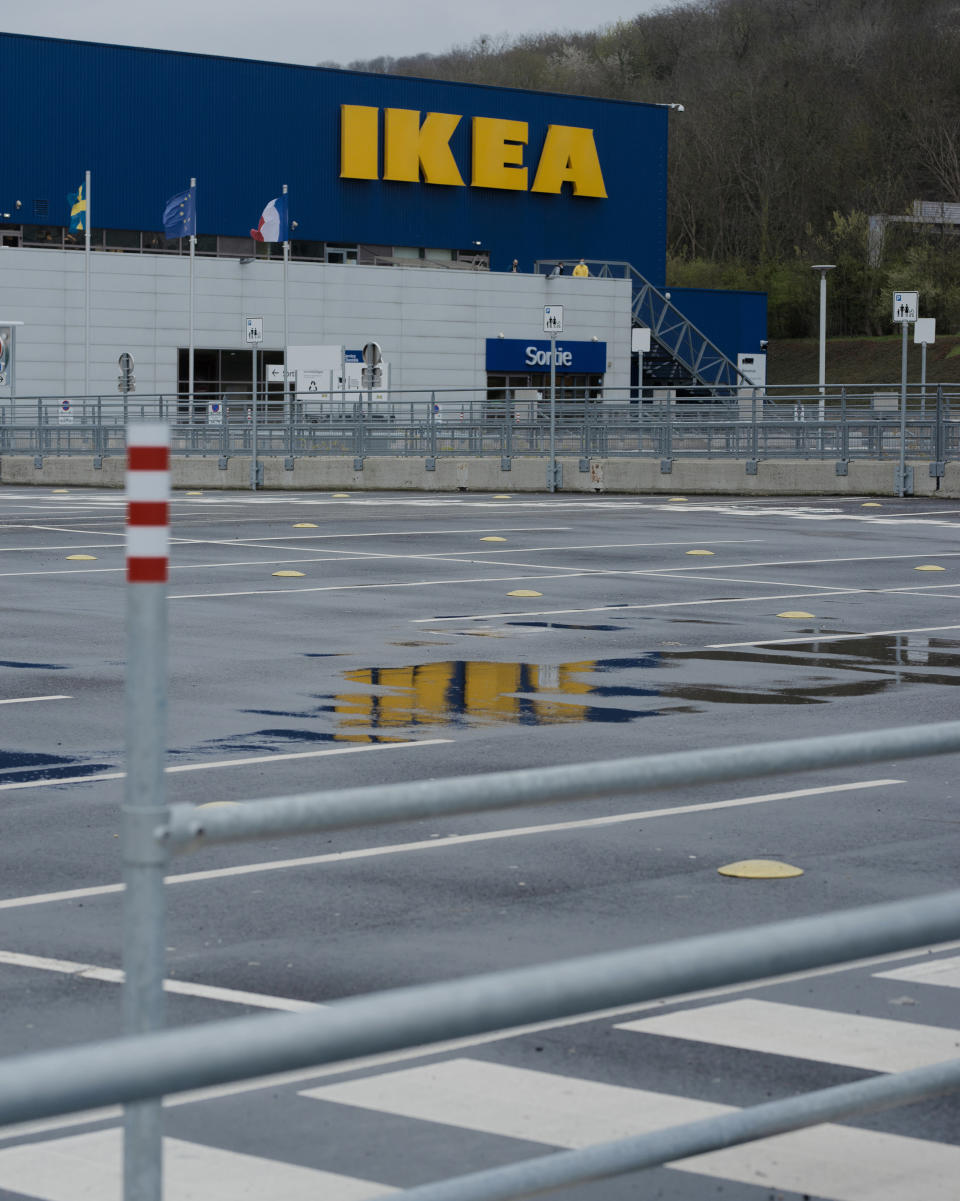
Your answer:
485;338;607;373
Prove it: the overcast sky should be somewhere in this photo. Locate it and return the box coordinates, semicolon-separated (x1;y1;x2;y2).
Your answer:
6;1;670;67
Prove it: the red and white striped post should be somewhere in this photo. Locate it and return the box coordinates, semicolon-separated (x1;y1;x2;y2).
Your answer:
126;424;170;582
122;423;170;1201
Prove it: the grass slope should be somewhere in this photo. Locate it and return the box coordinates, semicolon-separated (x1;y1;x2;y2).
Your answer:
767;336;960;386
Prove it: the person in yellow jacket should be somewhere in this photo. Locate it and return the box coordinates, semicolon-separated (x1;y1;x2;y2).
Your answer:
572;259;590;277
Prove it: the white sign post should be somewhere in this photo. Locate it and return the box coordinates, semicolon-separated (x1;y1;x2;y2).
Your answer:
245;318;263;491
915;317;936;417
543;308;563;491
893;292;918;497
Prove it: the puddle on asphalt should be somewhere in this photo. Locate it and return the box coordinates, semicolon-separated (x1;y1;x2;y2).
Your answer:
0;660;68;670
173;727;409;756
308;633;960;733
390;640;452;648
505;622;627;632
0;749;113;785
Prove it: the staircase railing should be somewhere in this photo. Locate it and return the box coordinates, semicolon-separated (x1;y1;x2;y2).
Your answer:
535;259;746;390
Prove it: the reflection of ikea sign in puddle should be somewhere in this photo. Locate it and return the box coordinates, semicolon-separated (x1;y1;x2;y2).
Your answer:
341;106;607;197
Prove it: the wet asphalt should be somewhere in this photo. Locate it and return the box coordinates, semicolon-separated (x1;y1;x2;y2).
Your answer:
1;487;959;1199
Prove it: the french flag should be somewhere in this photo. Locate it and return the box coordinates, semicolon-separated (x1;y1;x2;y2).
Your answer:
250;193;289;242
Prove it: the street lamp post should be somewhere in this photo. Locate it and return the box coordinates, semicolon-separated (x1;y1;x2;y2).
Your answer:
811;265;836;427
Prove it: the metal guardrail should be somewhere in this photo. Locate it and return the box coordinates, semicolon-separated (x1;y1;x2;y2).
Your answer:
2;386;959;468
5;424;960;1201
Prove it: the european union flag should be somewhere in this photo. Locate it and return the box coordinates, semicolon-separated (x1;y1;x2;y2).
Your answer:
163;186;196;239
68;183;86;232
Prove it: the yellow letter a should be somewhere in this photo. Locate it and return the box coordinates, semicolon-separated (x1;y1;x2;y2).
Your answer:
531;125;607;198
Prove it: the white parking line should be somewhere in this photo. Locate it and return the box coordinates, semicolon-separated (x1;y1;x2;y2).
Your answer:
0;738;450;794
0;544;124;553
0;695;72;706
167;569;630;600
629;550;960;573
412;588;863;623
0;777;899;910
0;951;319;1012
707;623;960;649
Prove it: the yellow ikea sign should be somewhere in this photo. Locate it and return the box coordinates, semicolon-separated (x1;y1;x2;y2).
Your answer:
340;105;607;198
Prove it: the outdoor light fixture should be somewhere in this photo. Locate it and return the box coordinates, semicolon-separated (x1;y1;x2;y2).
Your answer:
811;264;836;418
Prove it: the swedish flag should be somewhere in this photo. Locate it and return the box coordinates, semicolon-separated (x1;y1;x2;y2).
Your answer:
68;183;87;232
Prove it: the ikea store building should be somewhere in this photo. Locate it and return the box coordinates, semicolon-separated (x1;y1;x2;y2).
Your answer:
0;33;766;409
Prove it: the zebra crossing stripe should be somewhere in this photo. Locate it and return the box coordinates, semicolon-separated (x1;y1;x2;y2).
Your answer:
0;1129;392;1201
302;1057;960;1200
874;954;960;990
616;998;960;1073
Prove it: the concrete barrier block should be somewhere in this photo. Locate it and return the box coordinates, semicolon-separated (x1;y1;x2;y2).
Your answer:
1;452;957;498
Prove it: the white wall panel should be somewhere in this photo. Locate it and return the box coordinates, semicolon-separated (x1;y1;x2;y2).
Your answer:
0;249;631;397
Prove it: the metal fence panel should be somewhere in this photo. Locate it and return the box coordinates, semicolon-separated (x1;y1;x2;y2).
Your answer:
3;388;960;466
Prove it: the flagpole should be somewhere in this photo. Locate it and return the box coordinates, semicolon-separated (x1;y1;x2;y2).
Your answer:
282;183;289;362
84;169;91;397
281;184;290;413
188;177;196;416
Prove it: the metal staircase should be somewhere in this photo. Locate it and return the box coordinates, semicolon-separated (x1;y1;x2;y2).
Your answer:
535;259;745;392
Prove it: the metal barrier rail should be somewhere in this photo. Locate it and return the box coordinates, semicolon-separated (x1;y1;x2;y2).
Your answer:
130;713;960;1201
2;388;960;466
1;886;959;1196
164;718;960;849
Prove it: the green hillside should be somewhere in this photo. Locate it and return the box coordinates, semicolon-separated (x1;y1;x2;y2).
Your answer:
767;337;960;387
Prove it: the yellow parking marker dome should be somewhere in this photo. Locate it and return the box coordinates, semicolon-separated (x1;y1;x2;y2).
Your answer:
667;496;688;502
332;492;350;498
861;502;882;507
685;549;714;556
293;523;318;528
718;859;804;879
493;494;511;499
186;490;203;495
272;570;305;578
52;488;69;494
66;554;97;561
481;536;507;542
508;589;542;597
915;565;945;571
777;611;814;619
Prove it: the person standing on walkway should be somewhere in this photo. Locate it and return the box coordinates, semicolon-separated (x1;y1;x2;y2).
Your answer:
572;259;590;277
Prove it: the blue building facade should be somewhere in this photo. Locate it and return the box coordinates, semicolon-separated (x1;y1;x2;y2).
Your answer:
0;33;766;393
0;32;668;280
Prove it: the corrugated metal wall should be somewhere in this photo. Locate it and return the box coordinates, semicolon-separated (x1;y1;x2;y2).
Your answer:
0;247;631;395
